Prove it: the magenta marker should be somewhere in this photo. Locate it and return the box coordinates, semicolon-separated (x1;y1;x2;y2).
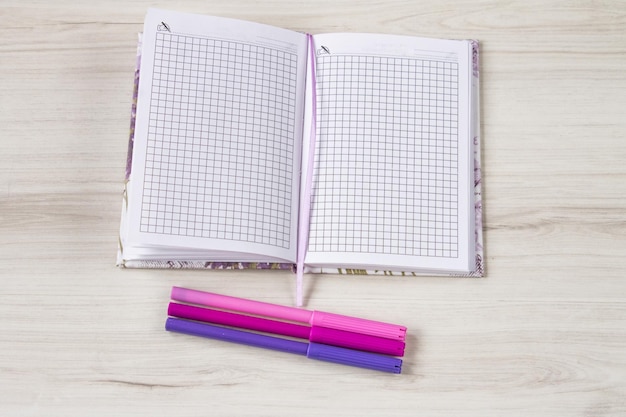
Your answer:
170;287;407;341
168;302;405;356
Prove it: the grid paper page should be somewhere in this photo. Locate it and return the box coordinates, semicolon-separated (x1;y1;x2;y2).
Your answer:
308;45;465;262
139;31;298;250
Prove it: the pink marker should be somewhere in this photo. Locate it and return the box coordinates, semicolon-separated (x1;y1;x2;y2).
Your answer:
170;287;407;341
168;302;405;356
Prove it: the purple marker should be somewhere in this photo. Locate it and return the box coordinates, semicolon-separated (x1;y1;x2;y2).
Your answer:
168;302;405;356
166;318;402;374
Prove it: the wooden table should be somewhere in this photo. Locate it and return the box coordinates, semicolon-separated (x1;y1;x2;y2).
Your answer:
1;1;625;415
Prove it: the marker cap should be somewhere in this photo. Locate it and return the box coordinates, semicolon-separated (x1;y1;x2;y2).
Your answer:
310;326;405;356
311;311;407;341
307;342;402;374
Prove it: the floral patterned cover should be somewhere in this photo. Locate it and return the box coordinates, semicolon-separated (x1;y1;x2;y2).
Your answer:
118;37;483;277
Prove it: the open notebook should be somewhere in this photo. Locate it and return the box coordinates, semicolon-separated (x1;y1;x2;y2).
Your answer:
118;8;484;305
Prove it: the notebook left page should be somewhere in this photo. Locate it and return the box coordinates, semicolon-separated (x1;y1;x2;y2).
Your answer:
125;9;308;263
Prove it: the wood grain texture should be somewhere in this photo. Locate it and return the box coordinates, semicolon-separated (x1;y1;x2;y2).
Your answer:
1;1;625;416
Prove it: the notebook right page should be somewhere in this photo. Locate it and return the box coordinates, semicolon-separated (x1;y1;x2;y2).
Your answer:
305;33;474;273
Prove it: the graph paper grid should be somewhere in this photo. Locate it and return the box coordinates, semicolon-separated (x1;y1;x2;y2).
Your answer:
139;32;298;249
309;54;460;258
